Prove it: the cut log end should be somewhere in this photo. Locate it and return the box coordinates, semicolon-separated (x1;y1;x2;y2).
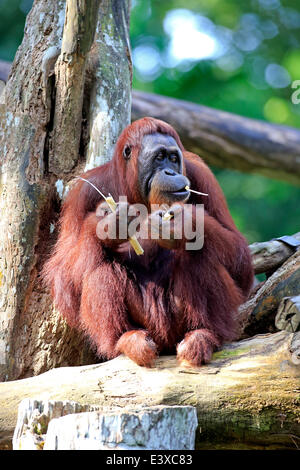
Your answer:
275;295;300;333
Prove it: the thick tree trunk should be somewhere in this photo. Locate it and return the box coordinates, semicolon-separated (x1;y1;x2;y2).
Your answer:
0;331;299;450
0;0;69;383
132;90;300;186
50;0;101;174
0;0;132;381
84;0;132;169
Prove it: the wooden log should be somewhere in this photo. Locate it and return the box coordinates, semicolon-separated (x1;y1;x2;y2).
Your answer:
289;332;300;366
249;233;300;275
43;406;197;450
275;296;300;333
131;90;300;186
238;250;300;337
1;331;299;450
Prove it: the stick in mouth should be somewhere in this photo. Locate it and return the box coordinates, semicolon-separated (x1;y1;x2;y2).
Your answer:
162;186;208;221
185;186;208;197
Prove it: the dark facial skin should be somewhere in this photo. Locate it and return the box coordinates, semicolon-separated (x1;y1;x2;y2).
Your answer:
138;133;190;204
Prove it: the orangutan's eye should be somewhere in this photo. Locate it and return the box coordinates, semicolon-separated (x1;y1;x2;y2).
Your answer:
169;154;178;163
123;145;132;160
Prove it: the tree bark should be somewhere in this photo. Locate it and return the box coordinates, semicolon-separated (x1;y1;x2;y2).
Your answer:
0;0;70;383
0;331;299;450
44;406;197;450
132;90;300;186
50;0;101;174
0;0;132;381
275;296;300;333
0;80;4;98
84;0;132;169
238;250;300;337
0;60;10;83
289;332;300;365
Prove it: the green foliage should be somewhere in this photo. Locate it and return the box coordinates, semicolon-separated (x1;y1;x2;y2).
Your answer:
0;0;31;61
130;0;300;127
0;0;299;243
214;168;299;243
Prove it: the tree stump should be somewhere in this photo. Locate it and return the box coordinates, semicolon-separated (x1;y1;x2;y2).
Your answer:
43;406;198;450
13;399;96;450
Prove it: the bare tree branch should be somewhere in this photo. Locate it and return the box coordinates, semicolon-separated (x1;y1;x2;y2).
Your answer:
249;232;300;274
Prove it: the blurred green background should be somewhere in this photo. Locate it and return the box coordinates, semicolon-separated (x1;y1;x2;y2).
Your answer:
0;0;299;243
